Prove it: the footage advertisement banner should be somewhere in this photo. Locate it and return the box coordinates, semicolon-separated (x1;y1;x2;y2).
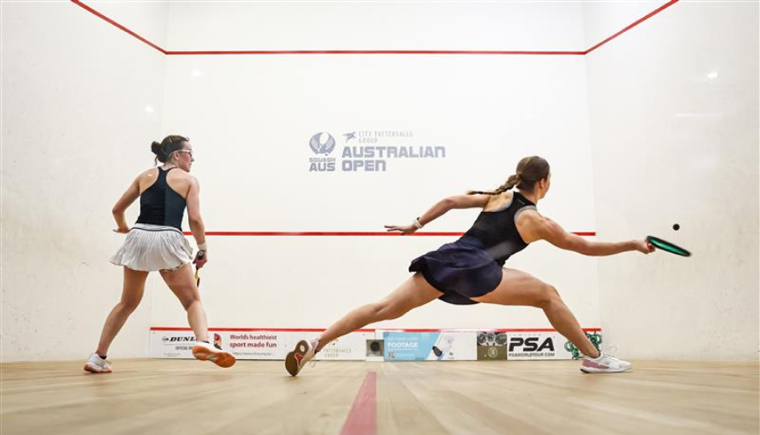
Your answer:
382;331;477;361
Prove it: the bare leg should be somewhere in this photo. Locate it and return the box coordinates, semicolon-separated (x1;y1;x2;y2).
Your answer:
317;273;443;352
472;268;601;358
160;264;209;342
96;267;149;356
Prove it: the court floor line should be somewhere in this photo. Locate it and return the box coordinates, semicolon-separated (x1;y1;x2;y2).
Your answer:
340;371;378;435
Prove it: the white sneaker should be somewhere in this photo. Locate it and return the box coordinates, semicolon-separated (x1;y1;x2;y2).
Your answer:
192;341;237;368
84;353;112;374
285;339;318;377
580;352;632;374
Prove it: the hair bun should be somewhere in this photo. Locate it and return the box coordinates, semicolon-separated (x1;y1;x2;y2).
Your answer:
151;140;169;163
151;141;163;156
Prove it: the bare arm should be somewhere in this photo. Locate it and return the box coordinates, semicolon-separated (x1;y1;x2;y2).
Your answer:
112;177;141;233
522;213;653;256
385;194;491;235
186;176;208;267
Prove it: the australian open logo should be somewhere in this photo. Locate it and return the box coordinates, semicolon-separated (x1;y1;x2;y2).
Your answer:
340;130;446;172
309;132;336;172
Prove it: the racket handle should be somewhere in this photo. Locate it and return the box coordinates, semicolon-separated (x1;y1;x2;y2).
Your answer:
195;251;203;287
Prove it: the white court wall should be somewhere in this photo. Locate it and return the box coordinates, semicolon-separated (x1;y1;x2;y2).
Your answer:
6;1;744;362
153;2;602;332
1;2;169;361
584;1;759;360
164;2;585;52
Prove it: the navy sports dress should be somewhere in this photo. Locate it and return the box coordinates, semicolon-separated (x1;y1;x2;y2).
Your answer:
409;191;537;305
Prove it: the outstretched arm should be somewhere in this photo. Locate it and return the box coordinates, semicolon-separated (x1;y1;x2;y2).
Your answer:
385;194;490;235
525;213;653;256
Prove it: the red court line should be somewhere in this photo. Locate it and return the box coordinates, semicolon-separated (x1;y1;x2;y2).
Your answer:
71;0;677;56
71;0;166;54
168;50;585;56
150;327;601;333
340;372;377;435
585;0;679;54
183;231;596;237
151;327;375;332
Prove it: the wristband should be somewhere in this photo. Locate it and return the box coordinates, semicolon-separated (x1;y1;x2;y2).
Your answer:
413;217;424;229
198;242;207;251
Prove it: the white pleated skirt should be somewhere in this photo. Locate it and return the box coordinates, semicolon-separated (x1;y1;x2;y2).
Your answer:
109;224;193;272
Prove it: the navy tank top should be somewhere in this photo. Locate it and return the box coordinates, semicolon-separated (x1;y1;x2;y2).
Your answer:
461;191;537;266
135;167;187;230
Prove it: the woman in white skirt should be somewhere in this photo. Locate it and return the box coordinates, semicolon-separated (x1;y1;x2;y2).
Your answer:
84;135;236;373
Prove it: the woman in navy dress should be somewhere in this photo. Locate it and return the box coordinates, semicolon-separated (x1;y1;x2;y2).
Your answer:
286;156;654;376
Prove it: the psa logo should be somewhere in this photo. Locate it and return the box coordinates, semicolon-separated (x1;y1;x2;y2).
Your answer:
508;337;555;352
308;132;337;172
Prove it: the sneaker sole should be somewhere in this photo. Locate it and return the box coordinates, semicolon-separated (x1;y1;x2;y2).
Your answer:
83;364;112;374
580;365;632;374
192;346;237;368
285;340;309;377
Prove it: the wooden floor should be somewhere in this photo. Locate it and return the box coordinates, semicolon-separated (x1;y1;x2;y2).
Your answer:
1;359;757;435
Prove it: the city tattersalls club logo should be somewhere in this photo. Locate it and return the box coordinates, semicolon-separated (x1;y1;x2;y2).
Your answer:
308;130;446;172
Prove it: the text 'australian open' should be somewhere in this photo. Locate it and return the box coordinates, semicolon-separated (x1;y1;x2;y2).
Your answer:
310;146;447;172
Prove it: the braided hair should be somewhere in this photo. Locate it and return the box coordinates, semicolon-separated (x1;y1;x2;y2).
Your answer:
468;156;550;195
